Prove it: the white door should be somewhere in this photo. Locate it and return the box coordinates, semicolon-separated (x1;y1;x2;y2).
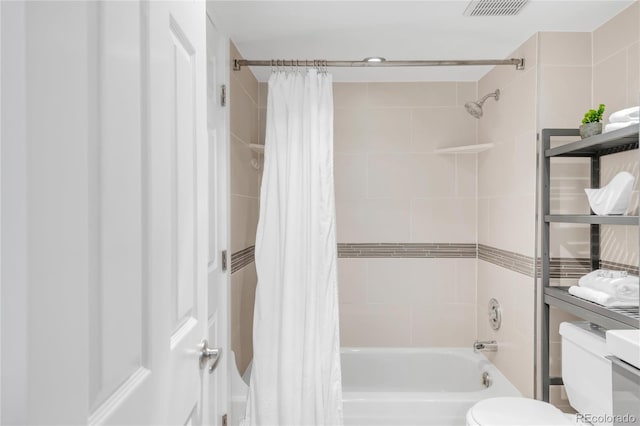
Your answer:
205;15;231;426
0;1;227;424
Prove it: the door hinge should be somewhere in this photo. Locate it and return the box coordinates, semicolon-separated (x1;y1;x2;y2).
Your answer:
220;84;227;107
222;414;228;426
222;250;228;272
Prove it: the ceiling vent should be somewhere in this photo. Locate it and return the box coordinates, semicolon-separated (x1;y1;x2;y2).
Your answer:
463;0;528;16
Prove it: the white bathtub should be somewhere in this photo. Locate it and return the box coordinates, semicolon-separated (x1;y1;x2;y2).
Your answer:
341;347;521;426
230;348;521;426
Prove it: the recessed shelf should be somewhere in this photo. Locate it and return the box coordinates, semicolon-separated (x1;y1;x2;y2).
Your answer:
434;143;494;154
545;214;639;225
249;144;264;154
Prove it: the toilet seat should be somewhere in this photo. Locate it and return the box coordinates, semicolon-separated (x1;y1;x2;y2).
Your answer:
466;397;575;425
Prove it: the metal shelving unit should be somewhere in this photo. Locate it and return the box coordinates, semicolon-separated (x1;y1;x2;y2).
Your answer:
541;126;640;402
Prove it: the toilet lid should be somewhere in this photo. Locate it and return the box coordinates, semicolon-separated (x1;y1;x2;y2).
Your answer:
467;397;574;425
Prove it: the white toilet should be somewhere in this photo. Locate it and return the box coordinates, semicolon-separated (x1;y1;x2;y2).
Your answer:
466;321;613;426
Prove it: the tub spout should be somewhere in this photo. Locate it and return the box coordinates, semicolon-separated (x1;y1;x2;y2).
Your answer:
473;340;497;352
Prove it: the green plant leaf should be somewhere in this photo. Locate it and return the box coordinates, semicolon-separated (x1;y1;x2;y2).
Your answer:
582;104;606;124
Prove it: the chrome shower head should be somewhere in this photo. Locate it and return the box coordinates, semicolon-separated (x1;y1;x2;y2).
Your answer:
465;89;500;119
465;101;484;118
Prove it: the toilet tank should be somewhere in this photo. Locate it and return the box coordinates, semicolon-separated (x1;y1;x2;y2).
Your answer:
560;321;612;425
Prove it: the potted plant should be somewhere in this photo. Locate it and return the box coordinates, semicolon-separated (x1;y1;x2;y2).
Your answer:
580;104;605;139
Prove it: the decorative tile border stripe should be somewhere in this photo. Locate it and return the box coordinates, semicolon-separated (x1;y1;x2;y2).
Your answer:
478;244;637;279
337;243;477;258
600;259;640;276
478;244;535;277
232;242;638;278
231;245;255;273
547;258;592;279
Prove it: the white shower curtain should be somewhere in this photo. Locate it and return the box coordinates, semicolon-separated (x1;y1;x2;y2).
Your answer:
242;69;343;426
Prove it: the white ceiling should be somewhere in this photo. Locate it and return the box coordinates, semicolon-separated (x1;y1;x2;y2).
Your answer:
208;0;635;82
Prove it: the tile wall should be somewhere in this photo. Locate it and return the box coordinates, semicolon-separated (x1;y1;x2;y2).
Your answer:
229;42;261;376
228;2;639;395
330;82;480;348
476;34;538;397
594;2;640;269
537;31;593;409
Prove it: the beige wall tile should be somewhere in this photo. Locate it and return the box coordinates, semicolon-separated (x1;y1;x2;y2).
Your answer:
335;198;411;242
478;197;490;245
539;66;592;128
334;108;369;153
416;154;458;198
549;223;590;259
455;259;478;305
340;304;412;346
478;142;513;199
549;341;562;378
334;153;367;201
627;42;639;105
488;194;536;256
593;2;640;64
231;264;257;376
335;108;412;153
626;226;639;266
410;198;476;243
457;82;478;107
333;83;368;109
230;74;258;144
368;153;457;199
366;259;420;305
258;107;266;145
364;108;413;152
517;33;539;72
477;261;535;397
456;155;477;198
601;224;636;265
337;258;368;304
594;50;630;118
411;107;477;152
366;153;414;199
230;195;259;253
338;258;477;348
539;32;592;67
366;258;455;305
258;82;268;108
230;135;261;197
230;42;258;104
511;132;537;195
229;41;261;380
411;303;476;347
367;82;456;108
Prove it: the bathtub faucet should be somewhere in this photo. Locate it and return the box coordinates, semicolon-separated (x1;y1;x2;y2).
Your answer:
473;340;498;353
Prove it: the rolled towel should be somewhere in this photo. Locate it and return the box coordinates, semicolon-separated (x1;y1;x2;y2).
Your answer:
569;285;639;307
578;270;639;303
609;106;639;123
604;121;639;133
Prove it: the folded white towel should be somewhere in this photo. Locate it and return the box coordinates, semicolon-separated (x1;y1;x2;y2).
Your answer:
578;269;639;302
609;106;639;123
569;285;639;307
604;121;639;133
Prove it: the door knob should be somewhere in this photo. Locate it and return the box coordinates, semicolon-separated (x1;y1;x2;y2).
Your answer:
198;339;222;374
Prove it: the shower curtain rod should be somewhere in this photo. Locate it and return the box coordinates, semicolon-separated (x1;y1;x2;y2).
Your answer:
233;58;525;71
